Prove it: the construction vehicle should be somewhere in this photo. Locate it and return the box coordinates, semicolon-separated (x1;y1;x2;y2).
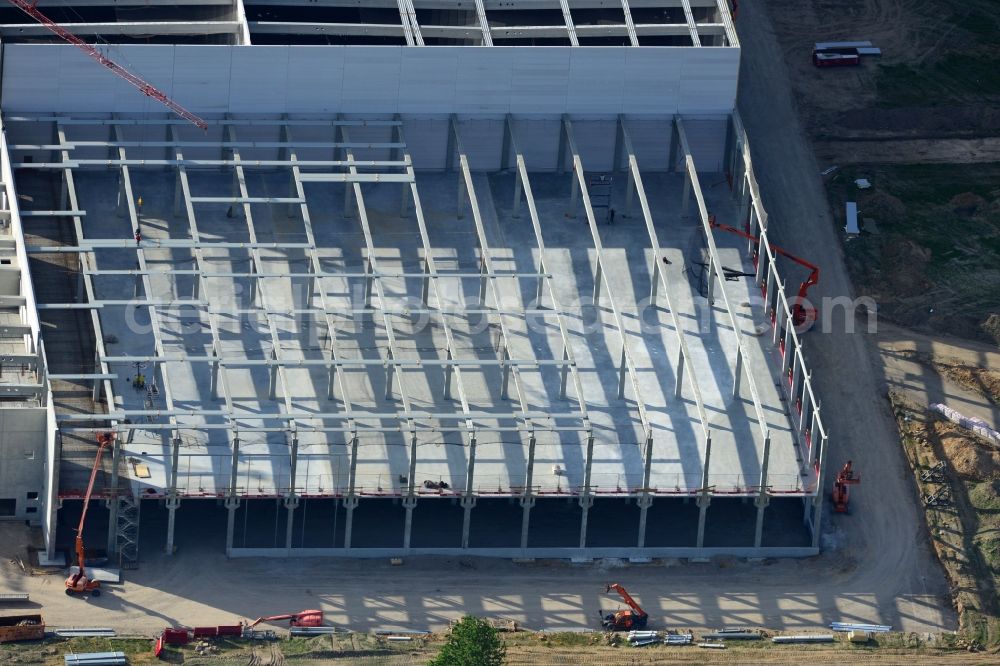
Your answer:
599;584;648;631
245;610;324;630
709;216;820;327
5;1;206;129
65;432;115;597
831;461;860;513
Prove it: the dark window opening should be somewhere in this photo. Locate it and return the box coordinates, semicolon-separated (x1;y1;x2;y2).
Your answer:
0;499;15;516
26;491;39;500
26;507;37;514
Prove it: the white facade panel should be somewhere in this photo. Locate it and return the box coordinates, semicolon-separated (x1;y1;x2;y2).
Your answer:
572;119;616;172
623;118;672;171
2;45;739;117
511;118;561;171
285;48;344;113
399;50;459;114
682;117;728;173
341;48;402;114
566;50;627;115
622;49;681;115
454;49;513;115
402;118;448;170
229;48;290;114
678;49;740;114
172;46;232;115
508;48;571;115
457;119;504;171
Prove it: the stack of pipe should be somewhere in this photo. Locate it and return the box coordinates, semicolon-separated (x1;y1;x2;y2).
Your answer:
830;622;891;633
64;653;126;666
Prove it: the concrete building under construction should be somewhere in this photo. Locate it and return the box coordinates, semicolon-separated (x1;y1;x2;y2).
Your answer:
0;1;831;564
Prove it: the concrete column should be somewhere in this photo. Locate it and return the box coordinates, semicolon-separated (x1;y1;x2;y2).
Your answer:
798;376;812;433
284;495;300;551
342;496;359;549
578;434;595;548
519;497;535;551
559;346;569;399
625;165;635;217
696;432;712;548
344;182;354;218
617;347;627;400
592;261;602;306
578;495;594;549
675;351;685;398
500;117;512;172
512;173;522;219
569;172;579;218
520;435;537;551
165;495;180;555
173;174;183;217
461;435;477;549
457;177;466;219
402;496;418;551
210;360;220;400
636;495;653;548
811;434;829;548
460;497;476;549
732;347;743;398
224;497;240;556
443;350;453;400
500;345;510;400
105;433;123;557
753;434;772;548
695;492;711;548
681;169;691;214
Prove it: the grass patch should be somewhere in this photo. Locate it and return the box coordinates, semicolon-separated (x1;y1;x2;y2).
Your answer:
875;51;1000;108
826;162;1000;340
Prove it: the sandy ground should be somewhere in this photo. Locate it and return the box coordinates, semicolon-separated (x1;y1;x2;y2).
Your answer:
878;322;1000;427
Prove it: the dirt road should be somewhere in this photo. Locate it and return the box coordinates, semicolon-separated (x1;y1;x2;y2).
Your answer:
735;0;954;633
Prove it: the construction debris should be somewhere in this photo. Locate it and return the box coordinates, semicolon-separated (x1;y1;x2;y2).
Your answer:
0;593;29;603
920;461;947;483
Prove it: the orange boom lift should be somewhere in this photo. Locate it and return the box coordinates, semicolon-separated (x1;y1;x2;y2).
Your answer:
600;584;649;631
831;460;861;513
245;610;324;629
65;432;115;597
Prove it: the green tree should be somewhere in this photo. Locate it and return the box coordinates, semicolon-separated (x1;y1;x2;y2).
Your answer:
429;616;506;666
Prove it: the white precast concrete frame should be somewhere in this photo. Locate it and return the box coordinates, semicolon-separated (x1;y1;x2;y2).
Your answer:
7;112;829;559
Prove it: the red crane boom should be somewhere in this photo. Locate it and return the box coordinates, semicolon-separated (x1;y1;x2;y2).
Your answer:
65;432;115;597
6;1;207;130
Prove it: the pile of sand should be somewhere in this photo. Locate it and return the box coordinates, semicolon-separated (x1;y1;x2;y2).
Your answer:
936;421;1000;481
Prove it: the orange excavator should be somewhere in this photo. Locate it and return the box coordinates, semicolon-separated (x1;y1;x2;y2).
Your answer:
831;461;861;513
65;432;115;597
245;610;324;629
600;584;648;631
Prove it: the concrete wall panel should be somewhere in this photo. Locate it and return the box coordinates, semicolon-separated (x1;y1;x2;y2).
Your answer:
2;45;739;117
